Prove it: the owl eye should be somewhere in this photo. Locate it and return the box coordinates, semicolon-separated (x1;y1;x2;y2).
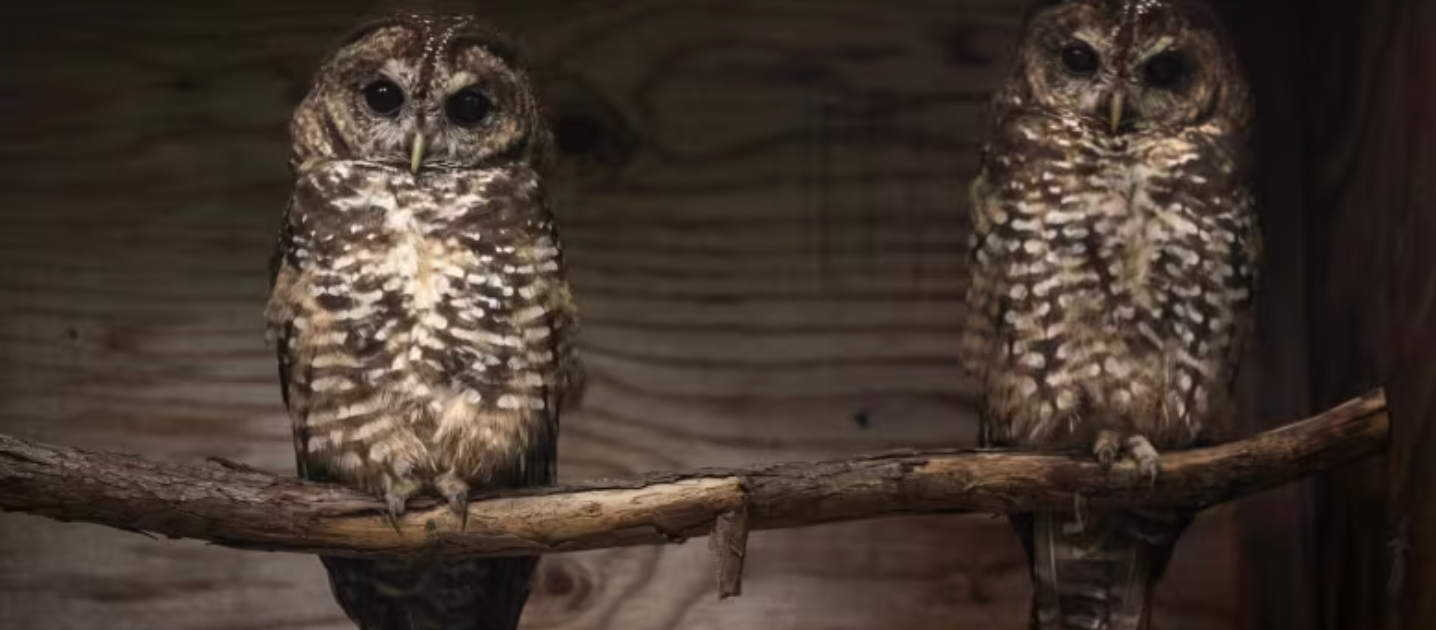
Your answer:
445;87;493;127
1060;42;1100;75
1143;51;1188;87
361;79;405;117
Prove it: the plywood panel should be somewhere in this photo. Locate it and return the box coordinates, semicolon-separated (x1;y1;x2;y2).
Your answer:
0;1;1239;629
1304;0;1436;628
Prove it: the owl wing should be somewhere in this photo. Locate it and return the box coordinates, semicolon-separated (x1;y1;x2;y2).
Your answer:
542;209;587;417
960;123;1065;447
964;170;1012;448
960;136;1020;447
1201;186;1262;444
527;206;585;484
264;198;315;479
960;169;999;374
1225;188;1261;367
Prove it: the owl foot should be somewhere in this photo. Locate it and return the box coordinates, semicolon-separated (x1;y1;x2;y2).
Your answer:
1127;435;1161;486
380;477;422;534
435;472;471;532
1091;431;1162;485
1094;430;1123;469
382;492;407;534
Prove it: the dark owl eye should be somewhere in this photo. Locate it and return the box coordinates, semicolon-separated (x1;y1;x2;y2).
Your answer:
445;87;493;127
1144;51;1188;87
1060;42;1099;75
361;79;404;116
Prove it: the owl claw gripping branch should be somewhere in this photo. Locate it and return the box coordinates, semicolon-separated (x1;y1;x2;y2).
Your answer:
266;11;584;630
960;0;1258;628
1094;429;1162;484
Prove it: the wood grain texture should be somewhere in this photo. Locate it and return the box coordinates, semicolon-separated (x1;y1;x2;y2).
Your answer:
0;1;1240;629
0;389;1386;560
1203;1;1320;628
1304;0;1436;628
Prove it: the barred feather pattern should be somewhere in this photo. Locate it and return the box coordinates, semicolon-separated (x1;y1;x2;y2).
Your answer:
961;111;1259;451
958;2;1259;628
266;13;583;629
267;161;582;630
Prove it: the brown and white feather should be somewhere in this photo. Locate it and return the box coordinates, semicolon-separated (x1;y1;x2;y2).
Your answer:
266;11;581;630
959;1;1257;628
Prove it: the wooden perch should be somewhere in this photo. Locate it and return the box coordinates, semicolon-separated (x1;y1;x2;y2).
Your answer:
708;497;751;598
0;389;1388;596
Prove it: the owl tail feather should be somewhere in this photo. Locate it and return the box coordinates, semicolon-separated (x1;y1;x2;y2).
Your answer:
320;554;539;630
1012;507;1192;630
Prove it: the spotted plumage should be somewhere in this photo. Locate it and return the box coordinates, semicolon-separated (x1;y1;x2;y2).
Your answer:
959;1;1257;628
266;11;583;630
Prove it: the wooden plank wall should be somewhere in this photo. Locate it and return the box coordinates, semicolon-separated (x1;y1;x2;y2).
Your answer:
1305;0;1436;628
0;1;1243;629
1206;1;1318;629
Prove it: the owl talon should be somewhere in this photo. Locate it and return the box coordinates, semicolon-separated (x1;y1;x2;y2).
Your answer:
383;494;407;534
435;472;471;531
447;489;470;532
1094;430;1123;469
1126;435;1161;486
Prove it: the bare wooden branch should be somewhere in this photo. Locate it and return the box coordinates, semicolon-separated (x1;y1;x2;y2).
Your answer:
709;495;751;599
0;389;1388;564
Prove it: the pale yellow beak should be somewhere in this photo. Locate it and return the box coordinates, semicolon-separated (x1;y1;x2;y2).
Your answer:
1109;92;1125;135
410;132;426;173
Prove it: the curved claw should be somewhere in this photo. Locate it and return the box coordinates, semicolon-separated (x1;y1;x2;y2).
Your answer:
1094;430;1123;470
383;492;407;534
435;472;471;532
1089;431;1163;487
448;489;470;532
1126;435;1161;487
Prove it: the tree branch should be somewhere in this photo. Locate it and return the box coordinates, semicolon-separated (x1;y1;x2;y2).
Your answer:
0;390;1387;566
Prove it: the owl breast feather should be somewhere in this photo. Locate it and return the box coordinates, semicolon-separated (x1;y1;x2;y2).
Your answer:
293;162;553;382
964;116;1258;448
274;160;565;488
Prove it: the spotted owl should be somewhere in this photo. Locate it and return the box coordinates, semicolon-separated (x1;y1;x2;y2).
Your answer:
958;0;1258;628
265;11;584;630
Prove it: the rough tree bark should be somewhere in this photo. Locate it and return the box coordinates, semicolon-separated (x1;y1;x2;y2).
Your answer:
0;389;1389;580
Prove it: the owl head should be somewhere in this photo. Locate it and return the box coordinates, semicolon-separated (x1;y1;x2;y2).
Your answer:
1001;0;1251;138
289;12;554;174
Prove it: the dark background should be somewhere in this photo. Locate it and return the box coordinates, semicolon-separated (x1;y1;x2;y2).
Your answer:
0;0;1428;629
